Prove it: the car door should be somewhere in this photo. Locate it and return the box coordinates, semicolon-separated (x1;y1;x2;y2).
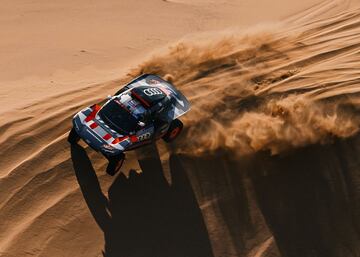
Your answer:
132;124;155;148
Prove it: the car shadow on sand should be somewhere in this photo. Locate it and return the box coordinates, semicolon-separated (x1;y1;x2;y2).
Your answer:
70;143;214;257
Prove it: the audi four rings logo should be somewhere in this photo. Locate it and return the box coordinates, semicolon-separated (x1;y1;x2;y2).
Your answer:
138;132;151;141
143;88;163;96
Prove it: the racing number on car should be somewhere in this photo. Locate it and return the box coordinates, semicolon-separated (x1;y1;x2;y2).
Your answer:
138;132;151;141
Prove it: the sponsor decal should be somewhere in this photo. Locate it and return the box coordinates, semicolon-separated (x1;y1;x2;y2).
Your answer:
138;132;151;141
103;144;114;150
143;88;163;96
148;79;161;84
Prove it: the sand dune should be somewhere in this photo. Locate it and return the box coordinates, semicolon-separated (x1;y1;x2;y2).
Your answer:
132;1;360;155
1;0;360;257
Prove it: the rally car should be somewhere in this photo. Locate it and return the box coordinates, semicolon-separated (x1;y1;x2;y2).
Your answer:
68;74;190;175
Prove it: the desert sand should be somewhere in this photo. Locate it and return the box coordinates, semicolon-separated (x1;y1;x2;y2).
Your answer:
1;0;360;257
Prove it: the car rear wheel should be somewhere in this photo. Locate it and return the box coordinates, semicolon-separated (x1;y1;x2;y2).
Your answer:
162;119;183;143
68;128;80;144
106;153;125;176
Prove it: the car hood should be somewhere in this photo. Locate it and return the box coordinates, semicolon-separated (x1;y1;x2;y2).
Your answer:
73;106;134;154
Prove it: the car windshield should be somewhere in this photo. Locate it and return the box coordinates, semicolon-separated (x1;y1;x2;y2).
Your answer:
98;99;139;134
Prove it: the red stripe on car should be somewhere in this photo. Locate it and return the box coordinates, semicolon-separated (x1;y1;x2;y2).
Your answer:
130;135;138;143
132;91;150;107
103;134;112;140
111;136;129;144
85;104;101;122
90;122;98;129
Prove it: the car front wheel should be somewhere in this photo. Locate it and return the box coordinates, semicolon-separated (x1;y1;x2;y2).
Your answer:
68;128;80;144
106;153;125;176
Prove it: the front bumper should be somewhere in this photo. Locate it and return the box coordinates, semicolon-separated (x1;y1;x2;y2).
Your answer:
72;115;122;157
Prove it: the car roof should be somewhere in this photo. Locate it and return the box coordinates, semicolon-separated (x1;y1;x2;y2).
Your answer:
124;74;191;121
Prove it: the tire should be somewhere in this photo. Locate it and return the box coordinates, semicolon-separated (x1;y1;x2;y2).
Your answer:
68;128;80;144
162;119;183;143
106;153;125;176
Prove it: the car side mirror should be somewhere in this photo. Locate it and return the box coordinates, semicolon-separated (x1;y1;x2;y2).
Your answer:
107;95;112;100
